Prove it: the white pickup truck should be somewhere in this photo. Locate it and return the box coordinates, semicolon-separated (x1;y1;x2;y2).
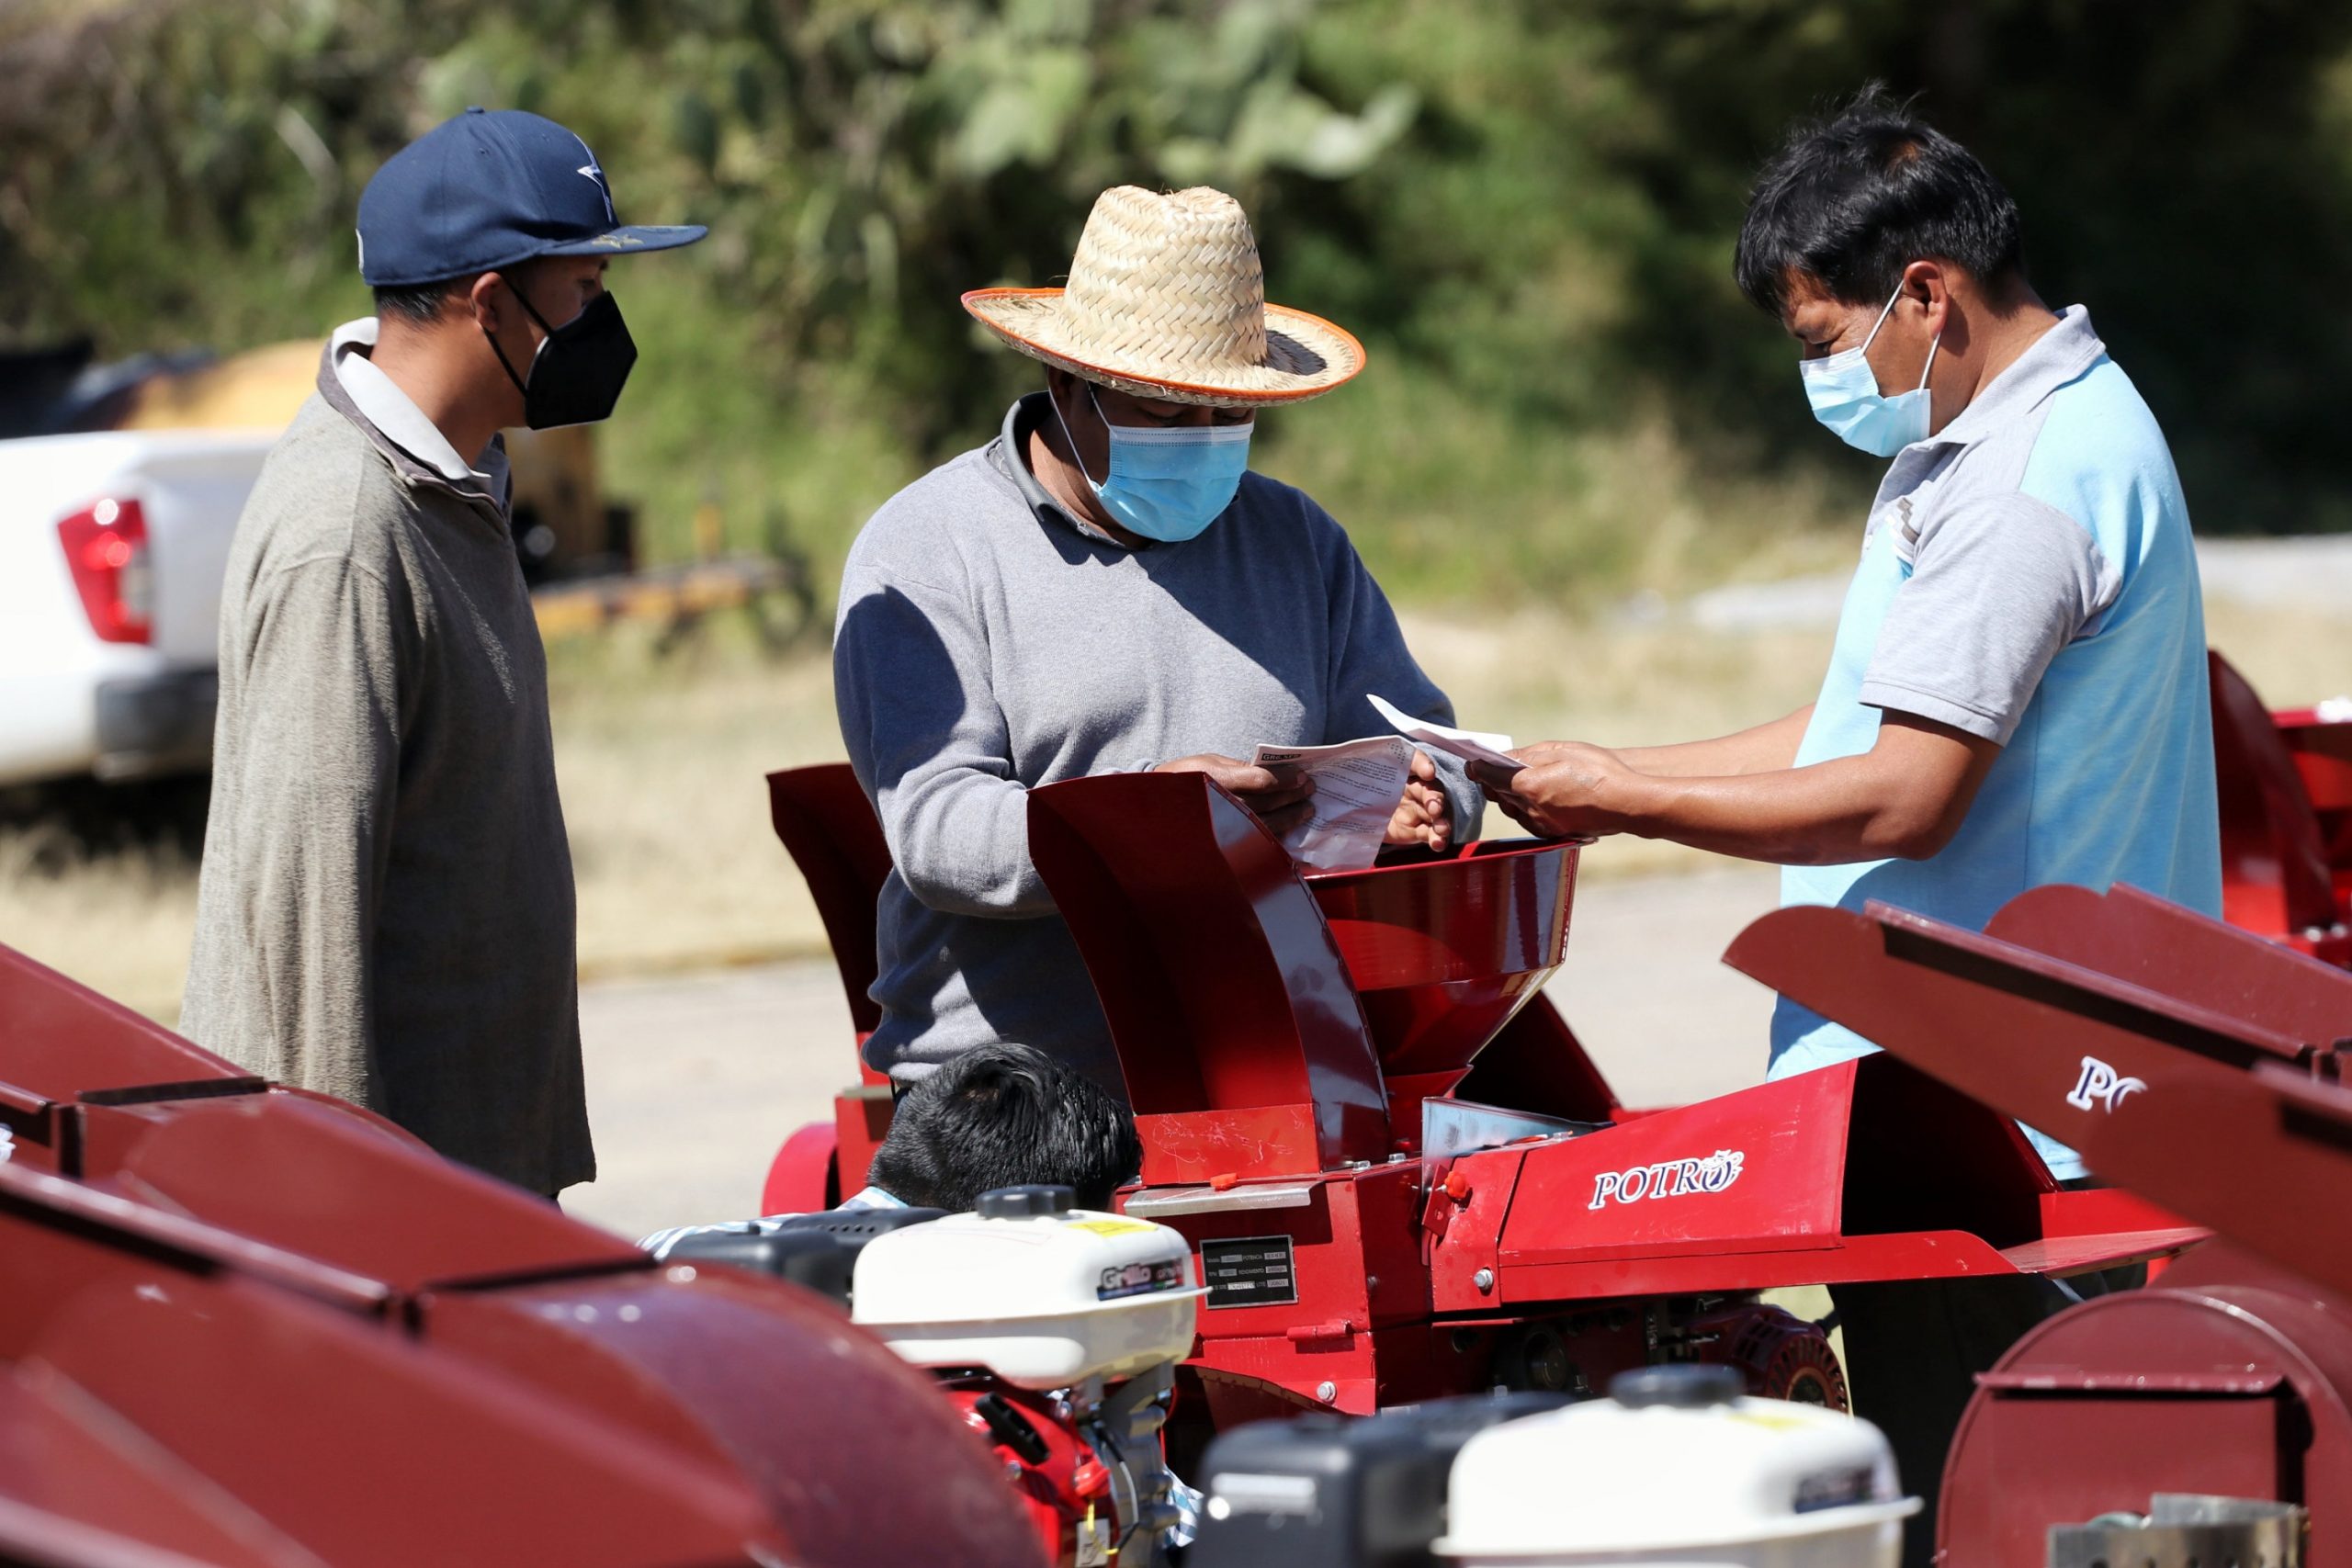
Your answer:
0;423;272;786
1;338;633;789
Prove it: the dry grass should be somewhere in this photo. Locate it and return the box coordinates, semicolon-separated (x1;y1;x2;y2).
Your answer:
3;584;2346;1023
0;812;205;1018
548;617;846;978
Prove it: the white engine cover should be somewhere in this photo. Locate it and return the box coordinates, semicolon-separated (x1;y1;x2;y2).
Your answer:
851;1207;1205;1390
1436;1394;1919;1565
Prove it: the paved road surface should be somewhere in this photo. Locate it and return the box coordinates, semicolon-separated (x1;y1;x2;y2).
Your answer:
564;864;1783;1240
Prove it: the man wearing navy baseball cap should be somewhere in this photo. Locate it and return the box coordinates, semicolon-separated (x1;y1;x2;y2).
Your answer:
183;108;705;1199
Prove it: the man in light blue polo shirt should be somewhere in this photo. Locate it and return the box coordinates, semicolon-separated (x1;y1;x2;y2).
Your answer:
1475;91;2218;1154
1474;89;2217;1560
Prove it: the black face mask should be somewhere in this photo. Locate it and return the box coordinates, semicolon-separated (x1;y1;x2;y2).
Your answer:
485;287;638;429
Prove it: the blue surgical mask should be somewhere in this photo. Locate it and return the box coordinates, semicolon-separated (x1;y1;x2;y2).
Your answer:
1054;386;1252;543
1799;281;1941;457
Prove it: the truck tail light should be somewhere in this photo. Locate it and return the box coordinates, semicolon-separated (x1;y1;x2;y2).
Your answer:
57;497;153;644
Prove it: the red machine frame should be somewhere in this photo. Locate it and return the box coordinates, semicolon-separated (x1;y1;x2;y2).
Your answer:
2211;649;2352;964
763;763;2197;1449
1729;881;2352;1562
0;943;1040;1567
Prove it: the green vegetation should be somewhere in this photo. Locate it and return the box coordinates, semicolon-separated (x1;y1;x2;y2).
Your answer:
8;0;2352;607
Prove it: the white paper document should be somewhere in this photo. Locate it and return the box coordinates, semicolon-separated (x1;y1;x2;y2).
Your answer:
1366;693;1521;773
1250;735;1415;872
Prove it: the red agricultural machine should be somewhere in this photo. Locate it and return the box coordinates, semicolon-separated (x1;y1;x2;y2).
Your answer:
0;943;1042;1567
764;764;2188;1448
1170;880;2352;1566
0;647;2341;1566
1734;879;2352;1561
757;653;2352;1562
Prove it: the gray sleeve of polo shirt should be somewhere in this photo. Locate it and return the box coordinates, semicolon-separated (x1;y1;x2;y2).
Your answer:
1858;491;2120;745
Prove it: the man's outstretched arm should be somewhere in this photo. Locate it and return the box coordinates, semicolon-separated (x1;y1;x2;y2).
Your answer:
1605;705;1817;779
1474;712;1998;867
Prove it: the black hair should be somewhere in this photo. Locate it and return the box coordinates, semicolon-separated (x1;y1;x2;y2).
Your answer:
868;1043;1142;1213
1735;85;2025;321
372;277;466;326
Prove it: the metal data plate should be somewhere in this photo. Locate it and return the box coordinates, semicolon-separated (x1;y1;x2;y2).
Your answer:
1420;1096;1602;1159
1200;1235;1299;1309
2049;1495;2305;1568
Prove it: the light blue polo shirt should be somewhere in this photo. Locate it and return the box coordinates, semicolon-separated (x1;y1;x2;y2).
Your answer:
1770;307;2222;1180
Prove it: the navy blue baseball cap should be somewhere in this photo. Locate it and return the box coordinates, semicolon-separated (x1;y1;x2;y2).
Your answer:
356;107;706;288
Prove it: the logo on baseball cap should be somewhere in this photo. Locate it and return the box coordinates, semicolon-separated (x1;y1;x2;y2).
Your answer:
356;107;706;288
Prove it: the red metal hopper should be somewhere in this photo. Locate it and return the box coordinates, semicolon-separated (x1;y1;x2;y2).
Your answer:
1023;769;1579;1181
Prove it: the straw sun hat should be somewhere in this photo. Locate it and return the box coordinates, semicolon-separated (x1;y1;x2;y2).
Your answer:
962;186;1365;407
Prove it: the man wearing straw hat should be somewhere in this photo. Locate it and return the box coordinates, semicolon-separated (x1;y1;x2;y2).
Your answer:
833;185;1479;1095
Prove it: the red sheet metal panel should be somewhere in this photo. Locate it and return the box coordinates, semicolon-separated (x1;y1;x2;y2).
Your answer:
1994;1227;2210;1276
1986;881;2352;1047
0;1373;312;1567
1940;1268;2352;1566
0;944;246;1104
1309;840;1576;1086
74;1095;645;1292
1427;1146;1532;1314
830;1085;890;1204
1028;771;1392;1175
1727;898;2352;1300
1451;993;1623;1127
0;1161;392;1322
1498;1066;1849;1270
2211;649;2342;940
1497;1234;2032;1303
2033;1180;2195;1243
17;1269;779;1567
1136;1103;1334;1187
766;764;893;1038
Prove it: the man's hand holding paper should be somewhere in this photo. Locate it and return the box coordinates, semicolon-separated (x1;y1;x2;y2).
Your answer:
1469;740;1635;840
1387;749;1453;853
1154;753;1317;840
1248;736;1438;871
